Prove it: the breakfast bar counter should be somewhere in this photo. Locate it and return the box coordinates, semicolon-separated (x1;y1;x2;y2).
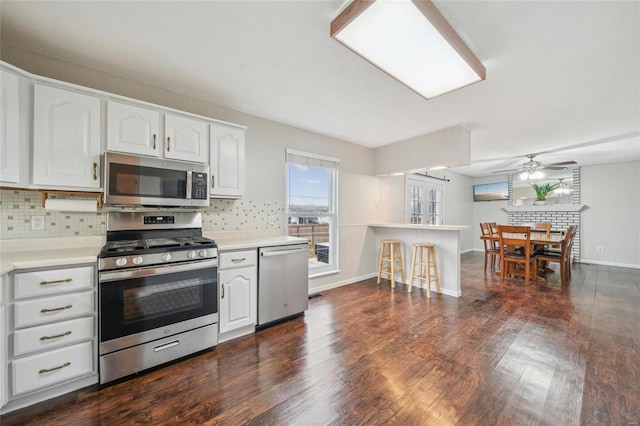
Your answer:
368;224;471;297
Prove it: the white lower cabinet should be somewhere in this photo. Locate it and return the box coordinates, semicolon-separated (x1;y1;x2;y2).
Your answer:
11;341;93;396
4;265;97;412
218;250;257;341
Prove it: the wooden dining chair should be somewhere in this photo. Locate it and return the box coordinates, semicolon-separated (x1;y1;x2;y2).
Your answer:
537;226;576;284
535;222;552;237
497;225;538;285
480;222;501;271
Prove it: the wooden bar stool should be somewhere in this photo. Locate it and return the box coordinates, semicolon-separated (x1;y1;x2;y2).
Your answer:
377;239;405;289
408;243;441;297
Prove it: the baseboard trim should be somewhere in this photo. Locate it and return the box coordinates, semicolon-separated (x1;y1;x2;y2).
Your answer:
579;259;640;270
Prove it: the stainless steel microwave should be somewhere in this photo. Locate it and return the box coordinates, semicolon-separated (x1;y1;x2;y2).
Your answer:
104;152;210;207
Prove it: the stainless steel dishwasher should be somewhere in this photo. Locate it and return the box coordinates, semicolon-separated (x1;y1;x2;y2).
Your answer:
258;243;309;326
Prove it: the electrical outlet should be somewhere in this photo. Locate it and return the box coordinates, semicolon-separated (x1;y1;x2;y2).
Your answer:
596;246;604;253
31;215;45;230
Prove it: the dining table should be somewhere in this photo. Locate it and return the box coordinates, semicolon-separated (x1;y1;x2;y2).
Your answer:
481;229;566;282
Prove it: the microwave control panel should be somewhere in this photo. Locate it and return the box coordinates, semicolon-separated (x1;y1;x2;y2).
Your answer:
192;172;208;199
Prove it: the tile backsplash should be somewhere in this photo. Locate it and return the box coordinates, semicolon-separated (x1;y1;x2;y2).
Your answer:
0;189;283;239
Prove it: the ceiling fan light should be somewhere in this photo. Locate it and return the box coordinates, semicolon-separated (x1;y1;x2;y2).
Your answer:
519;171;529;180
532;171;544;179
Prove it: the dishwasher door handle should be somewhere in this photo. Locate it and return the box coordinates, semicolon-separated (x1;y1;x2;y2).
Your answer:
261;248;308;257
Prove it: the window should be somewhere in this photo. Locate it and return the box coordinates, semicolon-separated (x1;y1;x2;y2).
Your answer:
286;149;339;275
406;175;443;225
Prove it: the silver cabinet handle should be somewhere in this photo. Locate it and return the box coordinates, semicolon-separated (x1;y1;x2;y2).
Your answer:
92;162;98;180
152;134;157;149
40;331;72;341
41;305;72;313
231;258;246;263
167;136;171;152
221;283;225;299
39;362;70;374
40;278;72;286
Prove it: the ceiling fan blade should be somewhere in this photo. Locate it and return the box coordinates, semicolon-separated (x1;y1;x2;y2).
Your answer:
542;166;568;170
545;161;577;167
492;168;522;174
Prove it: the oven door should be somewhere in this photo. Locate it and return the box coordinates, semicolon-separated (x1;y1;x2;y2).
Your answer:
99;259;218;355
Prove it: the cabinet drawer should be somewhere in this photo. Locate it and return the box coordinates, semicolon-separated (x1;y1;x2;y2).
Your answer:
14;266;94;299
14;317;94;357
14;291;94;328
11;341;93;396
220;250;257;269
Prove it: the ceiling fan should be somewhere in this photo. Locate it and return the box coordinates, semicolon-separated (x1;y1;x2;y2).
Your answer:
492;154;577;178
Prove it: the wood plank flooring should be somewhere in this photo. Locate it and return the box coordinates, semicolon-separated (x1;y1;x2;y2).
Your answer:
2;252;639;425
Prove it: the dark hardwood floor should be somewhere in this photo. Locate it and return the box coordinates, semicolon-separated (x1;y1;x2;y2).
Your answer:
2;252;639;425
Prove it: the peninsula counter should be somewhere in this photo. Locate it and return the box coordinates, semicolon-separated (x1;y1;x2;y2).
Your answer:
368;224;471;297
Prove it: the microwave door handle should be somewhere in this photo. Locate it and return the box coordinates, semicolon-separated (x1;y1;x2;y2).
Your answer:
186;171;192;199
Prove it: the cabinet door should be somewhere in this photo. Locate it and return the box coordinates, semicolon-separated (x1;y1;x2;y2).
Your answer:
164;114;208;163
219;266;256;333
0;69;20;183
33;84;101;188
0;305;5;408
107;101;160;157
210;123;245;198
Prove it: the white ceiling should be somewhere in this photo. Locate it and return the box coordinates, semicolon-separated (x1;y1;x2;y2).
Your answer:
1;0;639;177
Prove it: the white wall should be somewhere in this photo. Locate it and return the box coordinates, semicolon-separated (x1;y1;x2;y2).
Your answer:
471;176;509;251
581;161;640;267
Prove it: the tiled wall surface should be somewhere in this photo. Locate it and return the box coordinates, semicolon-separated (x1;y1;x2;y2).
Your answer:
0;189;283;239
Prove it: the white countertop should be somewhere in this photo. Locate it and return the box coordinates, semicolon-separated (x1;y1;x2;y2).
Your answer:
0;234;307;275
369;223;471;231
213;235;308;252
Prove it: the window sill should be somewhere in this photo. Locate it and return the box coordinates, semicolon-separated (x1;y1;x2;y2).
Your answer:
310;269;341;280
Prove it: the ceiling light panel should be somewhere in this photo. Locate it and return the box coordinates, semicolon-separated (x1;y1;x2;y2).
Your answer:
331;0;486;99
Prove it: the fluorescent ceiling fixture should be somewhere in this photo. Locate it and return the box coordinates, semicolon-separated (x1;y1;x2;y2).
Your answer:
331;0;486;99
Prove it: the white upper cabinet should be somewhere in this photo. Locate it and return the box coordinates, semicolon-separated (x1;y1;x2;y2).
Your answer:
0;69;21;184
107;101;160;157
164;114;208;163
33;84;101;189
210;123;245;198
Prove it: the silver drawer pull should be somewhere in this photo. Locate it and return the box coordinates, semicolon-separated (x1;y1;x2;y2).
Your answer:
231;258;246;263
40;278;72;286
39;362;70;374
41;305;73;313
40;331;72;341
154;339;179;352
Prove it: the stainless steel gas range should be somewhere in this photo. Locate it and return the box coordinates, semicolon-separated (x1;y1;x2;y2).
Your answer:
97;212;218;384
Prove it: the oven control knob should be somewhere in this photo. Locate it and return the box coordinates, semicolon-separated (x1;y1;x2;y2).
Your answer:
198;250;207;257
116;258;127;267
161;253;172;262
133;256;143;265
187;251;196;259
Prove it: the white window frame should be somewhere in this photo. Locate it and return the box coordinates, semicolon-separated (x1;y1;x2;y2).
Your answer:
285;149;339;276
405;175;444;225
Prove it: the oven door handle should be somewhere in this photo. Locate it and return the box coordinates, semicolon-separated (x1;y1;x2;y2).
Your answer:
99;259;218;282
